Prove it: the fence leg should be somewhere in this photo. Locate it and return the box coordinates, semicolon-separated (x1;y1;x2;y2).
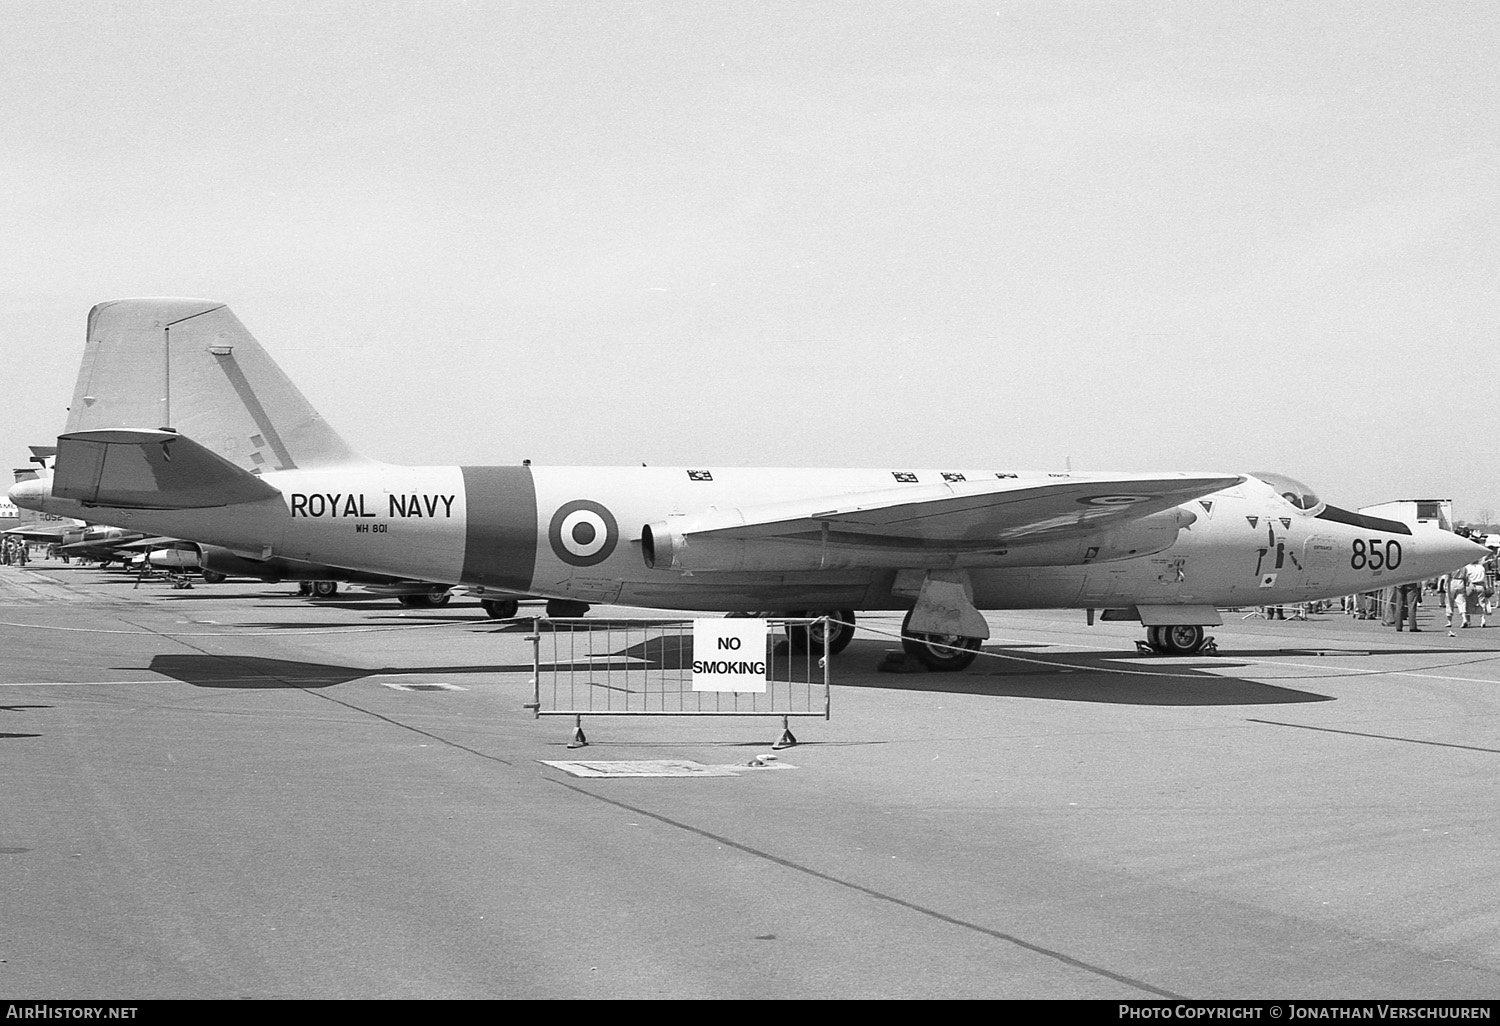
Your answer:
771;715;797;750
567;715;589;749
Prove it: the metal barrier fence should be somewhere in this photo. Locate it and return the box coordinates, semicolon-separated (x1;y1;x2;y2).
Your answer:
527;616;831;748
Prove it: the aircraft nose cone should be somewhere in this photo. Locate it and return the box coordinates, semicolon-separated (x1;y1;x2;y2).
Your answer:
8;477;46;511
1426;529;1489;574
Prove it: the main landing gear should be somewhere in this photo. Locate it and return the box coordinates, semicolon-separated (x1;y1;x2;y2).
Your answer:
1140;624;1211;655
785;609;857;655
398;587;452;608
900;609;982;671
481;598;520;619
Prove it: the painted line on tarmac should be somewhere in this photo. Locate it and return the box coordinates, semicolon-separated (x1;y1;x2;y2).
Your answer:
1248;718;1500;754
549;777;1183;999
0;679;164;687
0;618;484;637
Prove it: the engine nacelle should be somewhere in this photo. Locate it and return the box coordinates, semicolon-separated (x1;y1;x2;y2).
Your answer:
641;508;1195;573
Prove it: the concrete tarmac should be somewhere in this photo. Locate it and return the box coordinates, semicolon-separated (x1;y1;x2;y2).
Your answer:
3;561;1499;999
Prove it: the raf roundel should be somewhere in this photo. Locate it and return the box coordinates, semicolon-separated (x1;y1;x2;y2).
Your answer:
548;500;619;567
1077;494;1151;506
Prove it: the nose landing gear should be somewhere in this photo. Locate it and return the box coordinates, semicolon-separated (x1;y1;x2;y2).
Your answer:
1139;624;1215;655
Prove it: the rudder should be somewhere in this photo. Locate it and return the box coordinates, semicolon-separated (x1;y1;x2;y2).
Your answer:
66;299;366;472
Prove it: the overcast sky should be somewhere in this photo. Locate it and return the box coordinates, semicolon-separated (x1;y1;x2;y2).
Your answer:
3;1;1496;517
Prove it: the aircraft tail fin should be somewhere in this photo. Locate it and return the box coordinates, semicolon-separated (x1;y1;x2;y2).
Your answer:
66;299;367;472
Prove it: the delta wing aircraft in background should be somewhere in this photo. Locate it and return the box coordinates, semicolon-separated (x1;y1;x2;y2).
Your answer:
9;299;1484;669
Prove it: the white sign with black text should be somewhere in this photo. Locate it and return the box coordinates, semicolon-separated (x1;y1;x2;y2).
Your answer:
691;618;769;693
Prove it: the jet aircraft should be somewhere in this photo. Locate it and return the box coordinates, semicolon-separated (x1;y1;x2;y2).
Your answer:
3;466;84;546
9;299;1484;669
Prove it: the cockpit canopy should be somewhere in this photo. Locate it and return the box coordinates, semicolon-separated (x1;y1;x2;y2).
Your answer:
1253;472;1322;512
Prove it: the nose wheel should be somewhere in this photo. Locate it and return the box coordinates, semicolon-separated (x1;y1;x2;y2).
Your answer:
1142;624;1209;655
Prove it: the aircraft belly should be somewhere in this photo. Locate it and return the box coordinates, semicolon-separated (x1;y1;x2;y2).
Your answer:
618;573;876;612
970;568;1086;609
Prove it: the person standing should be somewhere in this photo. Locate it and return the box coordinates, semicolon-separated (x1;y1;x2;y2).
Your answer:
1464;558;1489;627
1396;581;1421;632
1381;586;1400;626
1447;569;1468;631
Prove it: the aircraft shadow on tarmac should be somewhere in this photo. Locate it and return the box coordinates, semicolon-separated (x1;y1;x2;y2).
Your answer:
132;634;1336;706
0;704;47;740
138;636;809;689
138;654;525;689
835;639;1336;706
197;617;492;630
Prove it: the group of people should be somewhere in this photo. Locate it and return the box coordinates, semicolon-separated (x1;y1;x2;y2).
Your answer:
1436;555;1496;632
0;535;29;565
1343;550;1498;635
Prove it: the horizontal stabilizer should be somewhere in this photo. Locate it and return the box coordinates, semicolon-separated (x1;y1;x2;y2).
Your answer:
53;429;283;509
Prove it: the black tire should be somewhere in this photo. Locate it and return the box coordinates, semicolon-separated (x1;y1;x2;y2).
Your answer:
900;610;982;671
1156;624;1205;655
424;589;452;607
482;598;520;619
311;580;338;598
1145;625;1164;651
200;570;227;584
546;599;591;618
785;610;857;655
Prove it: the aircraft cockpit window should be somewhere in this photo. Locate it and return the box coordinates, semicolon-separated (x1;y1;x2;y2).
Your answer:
1253;472;1322;512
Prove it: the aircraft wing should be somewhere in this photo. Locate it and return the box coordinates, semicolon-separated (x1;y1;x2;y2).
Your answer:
105;536;179;551
669;473;1242;551
1;522;81;543
52;430;282;509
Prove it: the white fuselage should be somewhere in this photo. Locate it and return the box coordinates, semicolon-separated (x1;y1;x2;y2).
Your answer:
11;465;1479;615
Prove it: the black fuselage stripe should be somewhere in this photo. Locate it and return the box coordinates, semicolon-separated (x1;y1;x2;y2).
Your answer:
1315;505;1412;536
459;466;537;591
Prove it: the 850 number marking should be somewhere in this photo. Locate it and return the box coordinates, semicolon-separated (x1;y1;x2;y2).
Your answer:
1351;538;1402;571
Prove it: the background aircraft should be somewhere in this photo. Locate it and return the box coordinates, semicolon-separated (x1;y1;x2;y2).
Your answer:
4;463;84;546
10;299;1483;669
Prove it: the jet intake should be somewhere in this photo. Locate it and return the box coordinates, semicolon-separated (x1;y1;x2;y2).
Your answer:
641;521;679;570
